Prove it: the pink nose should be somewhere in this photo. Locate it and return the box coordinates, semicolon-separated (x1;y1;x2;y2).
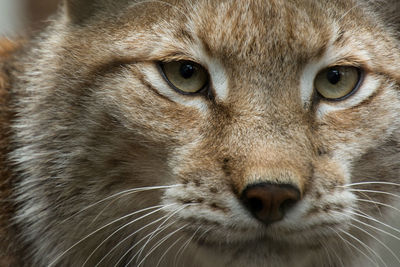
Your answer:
241;183;300;225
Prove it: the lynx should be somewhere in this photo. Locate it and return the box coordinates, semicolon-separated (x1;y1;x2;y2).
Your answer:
1;0;400;266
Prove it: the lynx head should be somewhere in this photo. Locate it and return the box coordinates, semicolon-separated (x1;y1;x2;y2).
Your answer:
11;0;400;266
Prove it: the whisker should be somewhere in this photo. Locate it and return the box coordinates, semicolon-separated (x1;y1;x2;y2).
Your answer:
89;197;127;226
329;227;378;267
348;222;400;265
135;205;192;264
121;220;178;267
61;185;181;224
320;241;334;267
174;232;195;267
114;204;192;266
155;235;185;267
94;208;181;267
357;198;400;214
174;225;201;267
49;203;175;267
174;226;213;267
332;210;400;242
357;193;383;217
341;181;400;188
338;228;386;267
328;226;354;255
349;210;400;237
346;189;400;199
136;224;189;267
82;204;177;266
328;241;345;267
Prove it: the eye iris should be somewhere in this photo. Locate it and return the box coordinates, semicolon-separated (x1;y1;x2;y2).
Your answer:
180;63;195;79
160;60;209;94
326;69;341;85
314;66;362;100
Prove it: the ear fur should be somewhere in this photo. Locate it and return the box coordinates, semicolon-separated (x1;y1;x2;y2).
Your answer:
64;0;100;24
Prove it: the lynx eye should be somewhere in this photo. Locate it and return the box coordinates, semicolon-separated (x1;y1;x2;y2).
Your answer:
159;61;209;94
314;66;362;100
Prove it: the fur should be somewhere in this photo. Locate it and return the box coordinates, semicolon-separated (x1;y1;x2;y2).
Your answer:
0;0;400;266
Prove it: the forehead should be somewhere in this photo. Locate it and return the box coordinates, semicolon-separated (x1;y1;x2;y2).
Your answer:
167;0;365;63
113;0;372;63
116;0;371;71
188;0;335;63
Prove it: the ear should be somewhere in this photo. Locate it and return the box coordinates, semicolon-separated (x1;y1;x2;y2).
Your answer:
64;0;99;24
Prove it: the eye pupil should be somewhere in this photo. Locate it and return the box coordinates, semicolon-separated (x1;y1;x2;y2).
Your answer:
326;69;341;85
180;63;195;79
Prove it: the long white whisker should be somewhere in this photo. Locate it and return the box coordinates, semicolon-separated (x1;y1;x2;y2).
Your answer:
341;181;400;188
49;203;175;267
357;198;400;214
347;189;400;199
338;228;386;267
82;204;177;266
155;235;185;267
349;222;400;265
135;205;192;264
349;210;400;236
329;227;378;267
94;210;179;267
328;226;353;255
357;192;383;217
174;226;201;267
115;204;191;266
61;185;181;224
332;210;400;242
320;241;334;267
137;224;189;267
121;220;177;267
174;232;195;267
174;226;213;267
328;241;345;267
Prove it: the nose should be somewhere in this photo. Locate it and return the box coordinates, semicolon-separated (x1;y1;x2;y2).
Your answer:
241;183;300;225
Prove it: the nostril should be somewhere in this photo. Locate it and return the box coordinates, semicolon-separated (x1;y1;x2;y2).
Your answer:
241;183;300;225
248;197;264;213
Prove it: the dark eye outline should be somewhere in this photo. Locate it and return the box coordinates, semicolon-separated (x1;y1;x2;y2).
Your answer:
157;60;211;96
315;66;365;102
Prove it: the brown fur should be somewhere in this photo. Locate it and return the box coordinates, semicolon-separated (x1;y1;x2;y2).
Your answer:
1;1;400;266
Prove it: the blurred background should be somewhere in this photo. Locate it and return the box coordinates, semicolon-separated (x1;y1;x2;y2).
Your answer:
0;0;59;37
1;0;400;266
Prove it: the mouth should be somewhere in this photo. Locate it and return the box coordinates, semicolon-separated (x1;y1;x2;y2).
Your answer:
182;219;343;251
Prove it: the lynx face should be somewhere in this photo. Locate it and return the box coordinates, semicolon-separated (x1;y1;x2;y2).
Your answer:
9;0;400;266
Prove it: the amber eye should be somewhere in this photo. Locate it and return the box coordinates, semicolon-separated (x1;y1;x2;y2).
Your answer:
159;61;209;94
314;66;362;100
